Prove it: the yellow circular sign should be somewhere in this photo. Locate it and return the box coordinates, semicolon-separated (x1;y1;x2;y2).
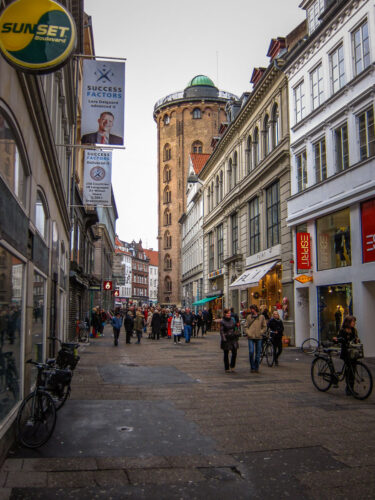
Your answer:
0;0;76;72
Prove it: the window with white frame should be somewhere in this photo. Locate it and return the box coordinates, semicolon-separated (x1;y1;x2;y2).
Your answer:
352;20;370;76
217;224;224;269
208;232;214;272
294;81;306;123
330;44;345;94
231;213;238;255
358;107;375;161
334;123;349;171
296;150;307;192
266;182;280;248
310;64;324;110
249;198;260;256
307;0;324;34
314;137;327;183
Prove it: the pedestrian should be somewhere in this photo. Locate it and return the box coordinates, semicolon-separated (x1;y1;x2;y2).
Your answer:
220;308;240;373
111;312;122;346
245;304;267;373
151;308;161;340
171;310;184;344
167;309;172;338
195;310;204;337
337;315;360;395
230;308;240;328
146;308;154;338
133;308;144;344
91;307;101;338
260;305;270;321
182;307;194;343
267;310;284;366
160;308;168;338
124;310;134;344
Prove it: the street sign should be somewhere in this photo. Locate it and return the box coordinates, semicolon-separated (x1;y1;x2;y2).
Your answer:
89;285;101;291
103;281;112;291
113;290;119;297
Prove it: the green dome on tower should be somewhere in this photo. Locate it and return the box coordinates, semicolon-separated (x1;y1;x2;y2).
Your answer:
186;75;216;88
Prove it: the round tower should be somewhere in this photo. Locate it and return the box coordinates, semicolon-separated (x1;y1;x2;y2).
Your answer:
154;76;237;305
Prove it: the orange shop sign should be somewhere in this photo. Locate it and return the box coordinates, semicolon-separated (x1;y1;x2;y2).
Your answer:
294;275;313;284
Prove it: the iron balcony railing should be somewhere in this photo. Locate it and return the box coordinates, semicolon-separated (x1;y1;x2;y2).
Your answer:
154;90;238;111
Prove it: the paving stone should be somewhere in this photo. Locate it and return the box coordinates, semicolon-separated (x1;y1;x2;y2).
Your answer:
5;471;47;488
22;457;97;472
47;471;96;487
94;469;129;486
0;460;22;472
0;470;7;487
297;465;375;489
96;456;170;469
0;488;11;500
165;454;239;468
127;467;205;485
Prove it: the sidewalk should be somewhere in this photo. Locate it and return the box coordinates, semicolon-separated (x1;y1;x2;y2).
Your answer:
1;325;375;499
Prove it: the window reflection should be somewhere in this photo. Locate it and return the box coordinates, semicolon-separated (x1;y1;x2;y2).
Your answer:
32;272;45;364
0;246;23;424
0;111;27;206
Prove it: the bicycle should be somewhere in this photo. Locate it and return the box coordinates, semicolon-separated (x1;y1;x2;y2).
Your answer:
311;343;373;400
77;321;89;343
48;336;80;370
16;360;57;448
260;332;275;367
301;337;321;355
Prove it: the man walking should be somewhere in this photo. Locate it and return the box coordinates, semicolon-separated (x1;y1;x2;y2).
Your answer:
182;307;194;343
111;312;122;346
245;304;267;373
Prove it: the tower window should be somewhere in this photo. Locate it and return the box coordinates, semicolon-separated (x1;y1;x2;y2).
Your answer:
193;108;201;119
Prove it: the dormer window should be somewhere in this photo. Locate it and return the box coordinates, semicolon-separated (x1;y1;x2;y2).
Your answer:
307;0;324;34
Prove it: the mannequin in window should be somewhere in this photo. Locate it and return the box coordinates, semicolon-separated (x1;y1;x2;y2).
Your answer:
334;226;350;267
334;305;343;333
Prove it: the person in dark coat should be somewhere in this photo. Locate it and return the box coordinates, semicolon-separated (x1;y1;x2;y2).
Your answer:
337;315;359;395
220;308;240;373
195;310;205;337
160;309;168;338
151;309;161;340
111;312;123;346
267;310;284;366
124;311;134;344
182;307;194;343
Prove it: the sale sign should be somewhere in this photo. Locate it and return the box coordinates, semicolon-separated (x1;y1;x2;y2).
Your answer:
361;199;375;263
296;232;311;270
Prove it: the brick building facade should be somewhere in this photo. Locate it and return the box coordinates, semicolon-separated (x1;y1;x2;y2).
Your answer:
153;76;237;305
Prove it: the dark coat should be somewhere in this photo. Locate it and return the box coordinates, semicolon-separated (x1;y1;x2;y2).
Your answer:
124;314;134;333
220;317;240;351
267;318;284;337
151;311;161;333
182;312;194;326
338;327;358;361
81;132;123;145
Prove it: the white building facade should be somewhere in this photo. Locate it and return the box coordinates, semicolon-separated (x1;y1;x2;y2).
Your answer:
286;0;375;354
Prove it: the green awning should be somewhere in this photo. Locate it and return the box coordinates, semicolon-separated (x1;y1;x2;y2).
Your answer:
192;296;220;306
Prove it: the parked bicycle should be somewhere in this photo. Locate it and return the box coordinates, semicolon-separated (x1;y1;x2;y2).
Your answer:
76;321;89;343
301;337;321;355
0;347;19;400
311;342;373;400
16;360;57;448
260;331;275;367
48;336;80;370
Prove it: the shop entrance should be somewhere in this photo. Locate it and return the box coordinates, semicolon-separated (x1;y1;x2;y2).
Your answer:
317;283;352;341
295;287;310;347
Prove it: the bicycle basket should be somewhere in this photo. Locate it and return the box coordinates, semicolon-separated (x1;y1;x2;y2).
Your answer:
348;344;364;360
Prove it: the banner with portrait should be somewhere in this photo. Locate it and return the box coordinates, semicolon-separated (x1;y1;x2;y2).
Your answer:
83;150;112;205
81;59;125;146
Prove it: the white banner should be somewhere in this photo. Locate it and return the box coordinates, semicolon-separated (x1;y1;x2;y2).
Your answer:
81;60;125;146
83;150;112;205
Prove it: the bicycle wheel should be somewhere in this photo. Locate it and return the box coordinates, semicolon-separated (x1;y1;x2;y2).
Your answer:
49;384;71;410
348;362;373;400
311;357;332;392
265;342;275;367
16;390;57;448
301;338;319;355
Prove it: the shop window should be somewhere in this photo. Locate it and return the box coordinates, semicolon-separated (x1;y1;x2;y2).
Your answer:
334;123;349;172
358;107;374;161
314;137;327;183
32;271;45;364
318;283;352;341
0;110;27;207
317;208;351;271
0;246;23;424
35;191;49;240
266;182;280;248
249;197;260;256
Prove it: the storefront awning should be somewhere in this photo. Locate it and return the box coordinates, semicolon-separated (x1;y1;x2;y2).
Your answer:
192;296;220;306
229;261;279;290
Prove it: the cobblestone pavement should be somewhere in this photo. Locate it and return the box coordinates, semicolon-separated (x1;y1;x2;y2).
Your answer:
1;325;375;499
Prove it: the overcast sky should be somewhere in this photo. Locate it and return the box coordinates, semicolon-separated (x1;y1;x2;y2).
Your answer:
84;0;306;250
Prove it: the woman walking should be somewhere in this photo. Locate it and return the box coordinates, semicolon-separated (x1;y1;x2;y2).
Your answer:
268;310;284;366
171;310;184;344
220;308;240;373
133;308;144;344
